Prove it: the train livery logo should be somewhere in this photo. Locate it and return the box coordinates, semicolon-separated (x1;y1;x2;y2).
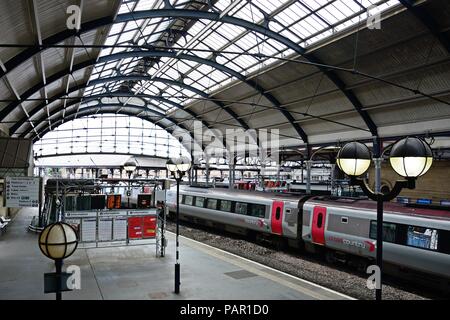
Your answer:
244;218;266;229
257;219;264;228
364;241;376;252
328;236;375;252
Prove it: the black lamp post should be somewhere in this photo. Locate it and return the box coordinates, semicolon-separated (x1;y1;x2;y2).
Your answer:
124;161;137;208
38;222;78;300
336;137;433;300
166;157;191;294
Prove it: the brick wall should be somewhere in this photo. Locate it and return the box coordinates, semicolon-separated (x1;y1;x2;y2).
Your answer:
367;160;450;203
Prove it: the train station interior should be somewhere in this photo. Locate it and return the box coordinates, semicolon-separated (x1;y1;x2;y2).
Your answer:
0;0;449;305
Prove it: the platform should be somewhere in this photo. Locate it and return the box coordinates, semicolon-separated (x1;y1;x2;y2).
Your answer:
0;209;352;300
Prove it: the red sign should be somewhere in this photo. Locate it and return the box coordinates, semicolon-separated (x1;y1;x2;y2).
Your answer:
143;216;157;238
143;186;153;193
128;217;143;239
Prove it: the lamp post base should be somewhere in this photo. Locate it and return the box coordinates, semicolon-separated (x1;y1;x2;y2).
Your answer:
376;194;383;301
174;263;180;294
55;259;62;301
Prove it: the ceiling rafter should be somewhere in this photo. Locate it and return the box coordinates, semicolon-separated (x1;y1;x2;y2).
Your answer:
28;0;51;131
0;59;39;138
24;91;212;138
11;73;248;136
4;49;299;137
0;8;311;142
398;0;450;53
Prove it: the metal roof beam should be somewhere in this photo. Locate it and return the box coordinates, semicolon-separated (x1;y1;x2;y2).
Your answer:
0;9;309;141
399;0;450;53
21;91;212;139
28;0;51;130
3;50;286;136
0;58;96;122
11;74;238;136
89;75;249;129
0;57;39;138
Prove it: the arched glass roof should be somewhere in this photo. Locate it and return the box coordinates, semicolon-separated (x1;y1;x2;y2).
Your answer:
84;0;399;114
4;0;447;151
35;114;190;159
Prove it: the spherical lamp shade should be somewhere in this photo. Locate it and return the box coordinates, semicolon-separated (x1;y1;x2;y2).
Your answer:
336;142;372;176
389;137;433;178
123;161;137;173
39;222;78;260
176;156;191;173
166;159;177;172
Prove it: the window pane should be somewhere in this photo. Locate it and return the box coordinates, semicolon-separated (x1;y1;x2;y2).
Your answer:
235;202;248;215
407;226;439;250
249;204;266;218
370;221;397;243
195;197;205;208
220;200;232;212
183;195;193;206
207;199;218;210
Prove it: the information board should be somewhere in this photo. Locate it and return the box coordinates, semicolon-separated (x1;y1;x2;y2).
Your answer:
98;218;113;241
81;218;97;242
5;177;40;208
113;217;127;240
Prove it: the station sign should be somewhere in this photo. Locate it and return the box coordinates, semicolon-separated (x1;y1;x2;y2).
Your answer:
5;177;40;208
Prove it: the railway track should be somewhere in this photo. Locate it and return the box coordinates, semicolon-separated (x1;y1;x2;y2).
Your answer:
165;219;447;300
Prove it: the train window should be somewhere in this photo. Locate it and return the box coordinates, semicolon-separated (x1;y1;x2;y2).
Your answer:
183;195;193;206
406;226;439;250
249;204;266;218
369;221;397;243
195;197;205;208
317;213;323;228
206;199;218;210
438;230;450;254
235;202;248;215
341;217;348;224
275;207;281;220
220;200;232;212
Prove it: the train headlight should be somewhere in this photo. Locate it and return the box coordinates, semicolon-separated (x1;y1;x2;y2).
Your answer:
336;141;372;176
389;137;433;178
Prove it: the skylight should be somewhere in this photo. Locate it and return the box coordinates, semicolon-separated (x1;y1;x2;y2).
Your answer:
84;0;399;117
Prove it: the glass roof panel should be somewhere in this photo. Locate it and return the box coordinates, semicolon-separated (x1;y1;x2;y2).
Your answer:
85;0;400;119
36;114;189;158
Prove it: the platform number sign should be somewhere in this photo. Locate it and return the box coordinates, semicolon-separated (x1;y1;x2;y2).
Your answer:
5;177;40;208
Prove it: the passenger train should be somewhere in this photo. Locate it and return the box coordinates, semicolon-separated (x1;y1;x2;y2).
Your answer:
166;186;450;291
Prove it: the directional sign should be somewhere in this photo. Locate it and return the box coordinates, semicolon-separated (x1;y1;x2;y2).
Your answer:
5;177;40;208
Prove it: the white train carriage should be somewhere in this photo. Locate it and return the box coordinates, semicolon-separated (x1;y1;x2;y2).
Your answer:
302;197;450;280
164;186;450;285
166;186;301;240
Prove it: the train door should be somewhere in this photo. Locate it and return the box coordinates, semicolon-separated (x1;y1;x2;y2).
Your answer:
271;201;284;235
311;206;327;245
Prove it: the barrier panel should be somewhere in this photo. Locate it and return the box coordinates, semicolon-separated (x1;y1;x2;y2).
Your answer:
64;208;162;256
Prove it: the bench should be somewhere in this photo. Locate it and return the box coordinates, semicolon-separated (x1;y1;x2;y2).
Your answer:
0;216;10;235
0;216;11;224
